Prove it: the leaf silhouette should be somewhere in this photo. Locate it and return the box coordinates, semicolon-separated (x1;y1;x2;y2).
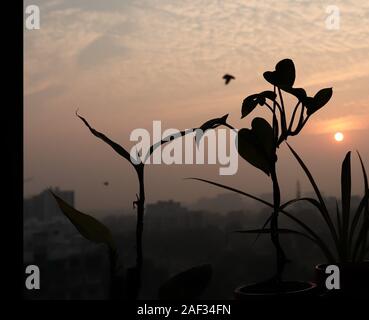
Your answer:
235;228;316;241
237;117;275;175
283;87;307;100
52;192;115;248
341;152;351;260
263;59;295;88
305;88;333;116
195;114;229;145
76;111;132;163
187;177;336;262
158;264;212;300
241;91;276;119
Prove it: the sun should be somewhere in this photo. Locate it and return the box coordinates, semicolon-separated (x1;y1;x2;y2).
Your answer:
334;132;344;142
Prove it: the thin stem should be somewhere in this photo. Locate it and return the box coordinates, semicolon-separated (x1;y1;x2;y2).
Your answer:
277;88;288;136
291;106;308;136
264;101;274;113
287;101;301;133
270;163;286;283
133;164;145;300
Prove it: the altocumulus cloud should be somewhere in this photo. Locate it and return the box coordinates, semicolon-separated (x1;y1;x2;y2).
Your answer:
77;35;129;70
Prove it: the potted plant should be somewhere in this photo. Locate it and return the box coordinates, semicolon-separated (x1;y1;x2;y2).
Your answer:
282;147;369;297
51;113;218;299
190;58;333;299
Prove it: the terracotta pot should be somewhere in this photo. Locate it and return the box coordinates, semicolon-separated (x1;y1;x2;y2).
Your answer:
315;261;369;297
234;281;318;301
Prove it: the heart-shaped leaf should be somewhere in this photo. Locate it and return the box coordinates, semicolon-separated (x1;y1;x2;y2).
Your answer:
51;192;115;248
237;118;275;176
241;91;276;119
283;87;307;100
263;59;296;88
158;264;212;300
305;88;333;116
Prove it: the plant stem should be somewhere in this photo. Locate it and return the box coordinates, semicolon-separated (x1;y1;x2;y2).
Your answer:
134;164;145;299
270;163;286;283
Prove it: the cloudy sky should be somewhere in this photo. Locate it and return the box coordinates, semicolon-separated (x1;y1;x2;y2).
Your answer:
24;0;369;213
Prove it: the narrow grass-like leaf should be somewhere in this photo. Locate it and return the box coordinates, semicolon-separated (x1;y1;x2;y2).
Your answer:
188;177;335;262
349;192;368;250
76;111;132;164
286;143;339;248
335;200;342;240
341;152;351;261
357;152;369;260
252;214;272;245
235;228;317;243
281;197;322;211
353;209;369;261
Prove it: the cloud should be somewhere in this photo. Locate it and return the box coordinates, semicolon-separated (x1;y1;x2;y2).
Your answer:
77;35;129;69
307;114;369;135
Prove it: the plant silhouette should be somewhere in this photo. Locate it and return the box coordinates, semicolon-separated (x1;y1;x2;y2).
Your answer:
53;111;226;299
282;148;369;263
190;59;333;287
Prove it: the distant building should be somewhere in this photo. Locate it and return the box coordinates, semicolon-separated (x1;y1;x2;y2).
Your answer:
192;193;246;214
146;200;205;231
23;187;109;300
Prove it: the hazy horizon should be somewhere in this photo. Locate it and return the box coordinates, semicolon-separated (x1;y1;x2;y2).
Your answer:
24;0;369;214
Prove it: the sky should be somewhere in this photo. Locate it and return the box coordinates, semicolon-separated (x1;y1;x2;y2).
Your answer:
24;0;369;213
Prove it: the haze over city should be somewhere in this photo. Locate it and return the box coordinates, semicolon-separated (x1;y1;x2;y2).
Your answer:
24;0;369;213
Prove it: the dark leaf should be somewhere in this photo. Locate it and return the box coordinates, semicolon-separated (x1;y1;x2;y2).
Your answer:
349;191;369;248
283;87;307;100
341;152;351;258
159;264;212;300
305;88;333;116
357;151;369;260
261;90;278;102
237;118;275;175
196;114;229;145
252;214;272;245
286;143;340;249
235;228;318;244
76;111;132;163
187;177;335;262
241;91;276;119
52;192;115;248
241;94;259;119
335;200;342;240
235;228;315;240
263;59;296;88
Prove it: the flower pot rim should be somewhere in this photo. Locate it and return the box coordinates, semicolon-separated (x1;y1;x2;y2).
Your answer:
234;280;317;296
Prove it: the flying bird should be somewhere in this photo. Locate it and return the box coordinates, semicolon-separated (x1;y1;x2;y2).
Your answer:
223;74;235;85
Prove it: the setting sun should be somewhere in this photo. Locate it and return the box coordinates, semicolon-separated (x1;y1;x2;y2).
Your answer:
334;132;344;142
